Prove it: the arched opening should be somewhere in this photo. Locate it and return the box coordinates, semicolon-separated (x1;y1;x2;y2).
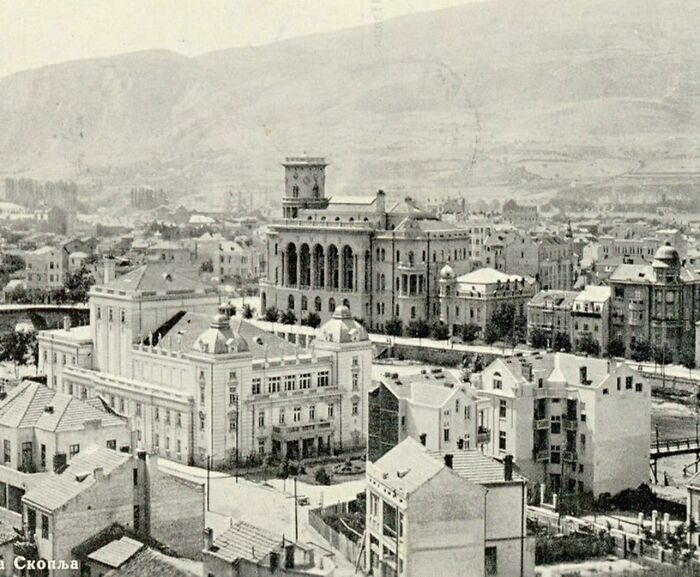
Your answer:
313;245;325;288
343;298;350;310
261;292;267;312
288;294;295;310
328;245;339;289
286;243;297;287
342;245;354;290
328;297;336;313
299;244;311;287
301;295;308;311
314;296;322;312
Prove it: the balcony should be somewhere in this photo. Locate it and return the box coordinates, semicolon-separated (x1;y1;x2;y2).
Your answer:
563;419;578;431
272;420;334;440
534;449;549;462
476;426;491;444
534;418;549;430
397;261;427;273
563;450;577;463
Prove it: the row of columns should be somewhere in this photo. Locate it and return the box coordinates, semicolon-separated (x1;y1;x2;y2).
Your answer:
282;245;367;292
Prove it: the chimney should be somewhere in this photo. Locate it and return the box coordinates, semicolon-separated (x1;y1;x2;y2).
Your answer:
63;316;71;332
419;433;427;446
93;467;104;481
444;454;454;469
504;454;513;481
203;527;214;550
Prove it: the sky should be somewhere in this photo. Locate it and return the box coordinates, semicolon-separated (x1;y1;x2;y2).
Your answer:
0;0;486;79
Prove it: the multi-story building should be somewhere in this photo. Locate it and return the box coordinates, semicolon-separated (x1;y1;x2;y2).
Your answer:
368;368;481;462
22;447;204;576
261;157;473;330
502;200;538;230
146;240;193;265
527;290;577;347
25;246;69;290
214;240;260;280
38;263;372;467
474;352;650;497
536;235;575;290
439;267;537;337
571;286;612;355
366;438;534;577
596;230;687;266
608;243;700;357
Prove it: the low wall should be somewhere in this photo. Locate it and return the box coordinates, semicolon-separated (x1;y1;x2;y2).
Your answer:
308;504;364;571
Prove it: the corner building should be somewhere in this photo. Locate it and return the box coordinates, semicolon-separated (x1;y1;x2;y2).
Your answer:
261;157;473;331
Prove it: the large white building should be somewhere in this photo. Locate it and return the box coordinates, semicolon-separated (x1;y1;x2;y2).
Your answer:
37;263;372;467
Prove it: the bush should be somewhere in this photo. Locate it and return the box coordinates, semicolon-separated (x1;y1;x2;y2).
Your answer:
406;319;430;338
535;534;614;565
430;321;449;341
315;467;332;485
264;306;280;322
577;334;600;356
607;336;626;358
280;309;296;325
301;312;321;328
460;323;480;343
385;317;403;337
530;328;548;349
553;332;572;353
242;304;255;319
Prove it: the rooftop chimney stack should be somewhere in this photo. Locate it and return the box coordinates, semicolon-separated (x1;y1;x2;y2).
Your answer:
504;454;514;481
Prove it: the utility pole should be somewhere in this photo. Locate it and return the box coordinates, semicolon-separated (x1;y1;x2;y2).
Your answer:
294;476;299;541
207;455;211;512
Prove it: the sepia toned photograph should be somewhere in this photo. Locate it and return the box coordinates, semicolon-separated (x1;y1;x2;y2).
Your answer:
0;0;699;575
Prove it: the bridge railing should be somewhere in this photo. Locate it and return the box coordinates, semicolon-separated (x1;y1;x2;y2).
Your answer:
650;436;700;454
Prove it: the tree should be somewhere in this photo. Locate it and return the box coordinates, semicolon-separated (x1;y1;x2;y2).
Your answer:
430;321;450;341
483;322;500;344
264;306;280;322
553;332;572;353
607;336;626;358
301;312;321;328
631;339;653;363
314;467;332;486
0;330;36;376
680;331;696;370
460;323;480;343
385;317;403;337
577;334;600;356
406;319;430;339
241;303;255;319
530;328;548;350
64;266;95;303
280;310;297;325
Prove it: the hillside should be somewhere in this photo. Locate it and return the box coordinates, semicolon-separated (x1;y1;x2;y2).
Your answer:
1;0;699;207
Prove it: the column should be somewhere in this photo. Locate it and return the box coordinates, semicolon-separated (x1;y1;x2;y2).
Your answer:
354;254;358;292
281;253;286;287
310;251;316;289
296;252;301;287
325;249;331;289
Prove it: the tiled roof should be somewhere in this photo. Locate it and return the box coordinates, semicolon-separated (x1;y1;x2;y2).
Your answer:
0;381;125;433
370;438;444;495
96;263;213;294
23;446;131;511
104;547;199;577
209;520;281;564
88;537;143;568
608;264;655;283
431;450;525;484
529;290;578;308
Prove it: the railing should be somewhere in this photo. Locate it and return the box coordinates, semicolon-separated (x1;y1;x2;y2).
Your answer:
651;436;700;455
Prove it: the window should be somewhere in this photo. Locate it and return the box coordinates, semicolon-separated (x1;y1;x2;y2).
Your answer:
133;469;138;486
636;382;643;392
177;440;182;453
3;440;10;464
309;406;315;421
268;376;281;393
69;444;80;458
352;401;359;416
252;378;261;395
120;310;126;324
352;373;359;391
299;373;311;389
499;431;506;451
176;412;182;428
284;375;296;391
258;411;265;428
485;546;498;575
136;402;142;417
154;407;160;421
493;372;502;390
328;405;334;419
317;371;329;387
443;427;450;442
106;440;116;450
293;407;301;422
258;439;265;454
625;376;633;390
499;400;507;419
229;385;237;405
279;409;285;424
199;385;205;404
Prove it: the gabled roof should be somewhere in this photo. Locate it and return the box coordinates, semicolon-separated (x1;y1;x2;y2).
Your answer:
370;438;445;495
23;446;131;511
387;197;434;218
430;450;525;484
456;267;529;285
103;547;199;577
529;290;578;308
0;381;125;433
208;520;281;564
88;537;143;568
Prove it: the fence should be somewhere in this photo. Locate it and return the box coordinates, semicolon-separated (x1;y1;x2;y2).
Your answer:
308;502;365;571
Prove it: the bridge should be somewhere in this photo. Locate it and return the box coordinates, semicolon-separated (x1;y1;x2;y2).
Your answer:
650;436;700;483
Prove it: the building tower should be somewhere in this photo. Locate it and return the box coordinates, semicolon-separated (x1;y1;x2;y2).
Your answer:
282;157;328;218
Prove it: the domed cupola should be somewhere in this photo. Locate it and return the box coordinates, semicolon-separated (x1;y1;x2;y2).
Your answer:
317;306;368;344
440;264;455;280
192;313;249;354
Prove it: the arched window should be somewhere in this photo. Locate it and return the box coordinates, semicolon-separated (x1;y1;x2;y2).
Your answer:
410;306;416;319
301;296;308;311
314;296;322;312
288;295;295;310
328;298;336;312
343;298;350;310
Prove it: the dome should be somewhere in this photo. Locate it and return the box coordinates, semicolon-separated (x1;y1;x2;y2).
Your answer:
440;264;455;280
653;243;680;265
317;306;368;344
192;313;249;354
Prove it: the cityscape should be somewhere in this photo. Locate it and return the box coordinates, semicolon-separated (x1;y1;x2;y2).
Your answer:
0;1;700;576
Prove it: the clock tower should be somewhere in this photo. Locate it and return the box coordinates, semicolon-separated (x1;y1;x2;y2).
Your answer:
282;156;329;218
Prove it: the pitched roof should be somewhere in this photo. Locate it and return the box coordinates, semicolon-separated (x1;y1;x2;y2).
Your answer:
88;537;143;568
387;197;434;218
0;381;125;433
103;547;199;577
23;446;131;511
529;290;578;308
208;520;281;564
456;267;529;285
370;437;445;495
95;263;213;295
430;450;525;484
328;196;377;206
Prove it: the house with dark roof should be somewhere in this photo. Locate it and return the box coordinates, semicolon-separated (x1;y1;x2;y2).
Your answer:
203;520;333;577
22;447;204;573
